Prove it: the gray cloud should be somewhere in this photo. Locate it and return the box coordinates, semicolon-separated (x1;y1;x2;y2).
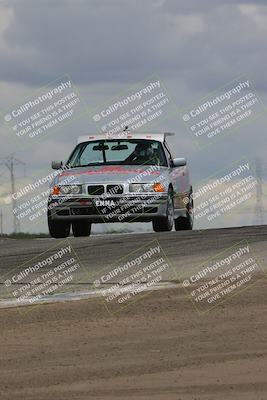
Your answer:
0;0;266;94
163;0;267;14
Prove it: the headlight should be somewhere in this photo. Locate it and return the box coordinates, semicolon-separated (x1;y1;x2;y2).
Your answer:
52;185;82;195
129;183;154;193
129;183;165;193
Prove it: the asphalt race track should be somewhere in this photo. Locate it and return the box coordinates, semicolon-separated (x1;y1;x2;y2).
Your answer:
0;225;267;307
0;225;267;279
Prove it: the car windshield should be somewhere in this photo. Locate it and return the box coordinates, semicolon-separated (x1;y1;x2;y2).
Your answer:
67;139;167;167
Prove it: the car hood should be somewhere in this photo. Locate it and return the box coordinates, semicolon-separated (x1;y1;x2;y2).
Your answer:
53;165;169;185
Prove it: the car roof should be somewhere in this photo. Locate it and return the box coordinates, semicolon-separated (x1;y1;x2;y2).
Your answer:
77;132;174;144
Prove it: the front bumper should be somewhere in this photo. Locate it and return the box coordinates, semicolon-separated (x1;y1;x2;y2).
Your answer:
48;193;169;223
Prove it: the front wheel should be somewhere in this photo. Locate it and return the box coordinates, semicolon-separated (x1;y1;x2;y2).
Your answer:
72;221;91;237
152;190;174;232
48;213;70;238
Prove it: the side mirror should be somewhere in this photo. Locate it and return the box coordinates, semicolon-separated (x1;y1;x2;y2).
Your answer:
171;158;186;167
51;161;63;170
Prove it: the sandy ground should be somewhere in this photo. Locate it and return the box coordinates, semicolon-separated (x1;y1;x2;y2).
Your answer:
0;277;266;400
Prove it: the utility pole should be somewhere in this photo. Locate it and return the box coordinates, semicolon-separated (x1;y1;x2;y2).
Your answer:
0;209;3;235
254;158;264;226
0;154;26;233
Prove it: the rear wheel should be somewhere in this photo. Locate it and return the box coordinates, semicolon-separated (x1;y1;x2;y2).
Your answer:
152;189;174;232
174;214;192;230
72;221;91;237
48;213;70;238
174;192;194;231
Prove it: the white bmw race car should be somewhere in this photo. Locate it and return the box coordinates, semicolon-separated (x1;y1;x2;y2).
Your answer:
47;132;194;238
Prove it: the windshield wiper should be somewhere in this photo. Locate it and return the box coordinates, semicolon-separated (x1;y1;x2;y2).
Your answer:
70;163;105;168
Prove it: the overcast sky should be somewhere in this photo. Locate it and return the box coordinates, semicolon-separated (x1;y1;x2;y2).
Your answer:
0;0;266;233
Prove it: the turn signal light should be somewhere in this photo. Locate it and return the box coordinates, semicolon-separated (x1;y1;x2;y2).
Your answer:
52;186;60;195
153;182;164;192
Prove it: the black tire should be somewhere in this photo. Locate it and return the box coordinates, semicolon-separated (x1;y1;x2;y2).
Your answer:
174;192;194;231
174;214;192;230
72;221;91;237
152;189;174;232
48;214;70;238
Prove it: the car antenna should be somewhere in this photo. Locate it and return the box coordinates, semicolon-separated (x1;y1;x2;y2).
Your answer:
123;126;129;131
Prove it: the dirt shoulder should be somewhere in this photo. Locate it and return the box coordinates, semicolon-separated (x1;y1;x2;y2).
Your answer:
0;278;266;400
